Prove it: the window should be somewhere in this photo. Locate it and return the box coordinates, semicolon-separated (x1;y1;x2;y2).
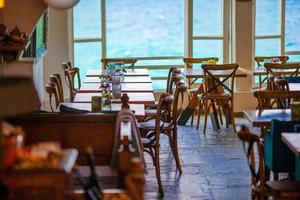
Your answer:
285;0;300;58
255;0;300;60
72;0;230;90
72;0;102;79
255;0;282;58
192;0;228;63
106;0;184;90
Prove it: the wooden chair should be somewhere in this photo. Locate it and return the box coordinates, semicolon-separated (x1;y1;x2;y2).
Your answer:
49;74;64;103
101;58;137;70
45;82;60;112
166;67;181;94
265;62;300;88
139;83;186;196
198;64;238;133
255;56;289;88
253;91;300;110
255;56;289;68
64;67;81;102
183;57;219;125
237;125;300;199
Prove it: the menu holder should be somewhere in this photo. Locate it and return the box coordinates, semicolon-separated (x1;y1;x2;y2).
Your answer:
291;101;300;120
91;96;102;112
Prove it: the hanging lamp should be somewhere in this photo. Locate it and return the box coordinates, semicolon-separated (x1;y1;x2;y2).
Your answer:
43;0;79;10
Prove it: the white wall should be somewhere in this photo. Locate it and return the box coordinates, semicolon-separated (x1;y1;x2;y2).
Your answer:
42;8;70;109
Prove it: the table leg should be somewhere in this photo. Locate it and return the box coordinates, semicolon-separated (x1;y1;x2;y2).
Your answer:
178;85;203;126
221;103;232;125
259;75;262;88
296;156;300;181
210;103;220;130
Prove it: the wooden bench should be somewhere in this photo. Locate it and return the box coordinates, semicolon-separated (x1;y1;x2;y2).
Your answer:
7;113;117;165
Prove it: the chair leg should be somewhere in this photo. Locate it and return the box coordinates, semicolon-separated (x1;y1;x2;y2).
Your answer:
189;94;194;126
225;103;229;128
196;100;202;129
230;100;236;133
203;100;210;134
154;143;164;196
218;103;223;125
191;111;195;125
172;128;182;174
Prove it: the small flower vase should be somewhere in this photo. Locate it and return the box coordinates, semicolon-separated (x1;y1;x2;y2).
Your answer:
101;90;112;111
101;97;111;111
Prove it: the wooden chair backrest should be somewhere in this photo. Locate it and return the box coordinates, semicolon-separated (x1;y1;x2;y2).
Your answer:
265;62;300;77
62;60;73;70
172;82;187;123
64;67;81;102
255;56;289;68
45;82;60;112
155;93;174;128
101;58;137;69
237;125;265;192
166;67;181;93
167;74;182;95
49;74;64;103
202;63;239;96
253;90;300;109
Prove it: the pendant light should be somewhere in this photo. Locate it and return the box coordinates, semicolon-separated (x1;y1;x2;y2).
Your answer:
0;0;5;9
43;0;79;10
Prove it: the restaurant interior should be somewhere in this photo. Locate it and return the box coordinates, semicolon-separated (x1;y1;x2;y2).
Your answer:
1;0;300;199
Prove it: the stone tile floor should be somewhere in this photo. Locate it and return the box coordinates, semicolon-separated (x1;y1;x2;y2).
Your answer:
144;117;252;200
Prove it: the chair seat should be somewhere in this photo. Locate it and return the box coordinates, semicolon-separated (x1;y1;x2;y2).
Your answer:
139;119;171;130
266;180;300;193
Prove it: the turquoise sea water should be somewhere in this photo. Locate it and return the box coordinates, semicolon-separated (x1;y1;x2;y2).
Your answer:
73;0;300;90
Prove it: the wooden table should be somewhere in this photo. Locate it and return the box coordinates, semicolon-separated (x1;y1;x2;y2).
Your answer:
243;109;291;128
74;92;155;104
181;68;248;78
79;82;153;93
85;68;149;77
282;133;300;180
84;76;152;83
253;68;299;76
58;102;145;119
289;83;300;91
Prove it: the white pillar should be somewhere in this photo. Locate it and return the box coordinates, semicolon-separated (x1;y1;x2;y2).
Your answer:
233;0;257;111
